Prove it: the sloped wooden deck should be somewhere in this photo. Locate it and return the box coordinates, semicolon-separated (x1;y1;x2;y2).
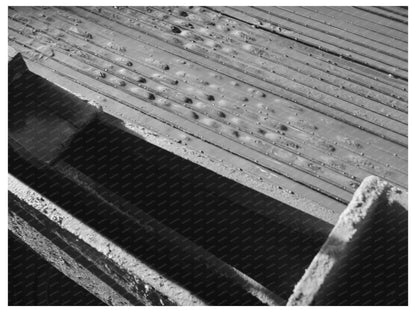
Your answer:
8;6;407;224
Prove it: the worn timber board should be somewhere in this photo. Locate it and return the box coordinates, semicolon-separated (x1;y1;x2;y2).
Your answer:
8;6;408;224
288;176;407;305
8;174;203;306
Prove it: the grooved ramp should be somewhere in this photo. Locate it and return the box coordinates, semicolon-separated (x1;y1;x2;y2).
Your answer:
8;6;408;224
8;6;408;306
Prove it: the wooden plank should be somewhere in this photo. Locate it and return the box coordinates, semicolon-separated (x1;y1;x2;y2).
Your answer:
8;6;408;305
311;7;407;42
336;6;407;33
8;174;202;305
357;6;408;24
8;5;408;224
134;6;408;117
156;6;407;102
262;7;407;61
11;47;345;223
279;7;407;52
211;7;408;79
287;176;407;305
8;214;133;306
7;55;285;304
374;6;408;17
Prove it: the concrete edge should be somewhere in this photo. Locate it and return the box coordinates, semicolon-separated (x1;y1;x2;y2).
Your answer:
8;211;132;306
286;175;396;305
8;173;206;306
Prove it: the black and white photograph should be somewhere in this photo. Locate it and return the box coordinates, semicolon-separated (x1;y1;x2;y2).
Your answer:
6;2;410;307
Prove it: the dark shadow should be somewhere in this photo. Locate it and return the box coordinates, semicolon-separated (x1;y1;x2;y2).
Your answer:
9;66;333;304
61;118;331;300
9;146;265;305
313;197;408;305
8;232;105;306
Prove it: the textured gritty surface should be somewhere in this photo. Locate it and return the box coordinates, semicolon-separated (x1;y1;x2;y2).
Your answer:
8;6;408;306
8;233;105;306
8;204;130;306
9;69;292;305
287;176;407;305
9;114;326;304
7;57;276;305
8;6;408;224
8;174;204;306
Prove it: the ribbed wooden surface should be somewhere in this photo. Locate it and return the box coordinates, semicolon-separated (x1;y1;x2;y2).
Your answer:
8;6;408;222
